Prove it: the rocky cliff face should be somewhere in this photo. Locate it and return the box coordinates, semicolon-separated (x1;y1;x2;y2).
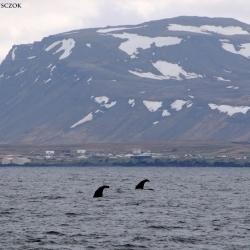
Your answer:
1;16;250;144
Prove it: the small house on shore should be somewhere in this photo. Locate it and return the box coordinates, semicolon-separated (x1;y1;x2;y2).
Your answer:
133;148;142;154
2;157;31;165
45;150;55;155
77;150;86;154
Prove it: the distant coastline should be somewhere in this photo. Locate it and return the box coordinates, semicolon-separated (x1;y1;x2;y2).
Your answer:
1;157;249;167
1;141;250;167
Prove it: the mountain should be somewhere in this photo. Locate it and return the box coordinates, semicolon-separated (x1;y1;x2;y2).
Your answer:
1;16;250;144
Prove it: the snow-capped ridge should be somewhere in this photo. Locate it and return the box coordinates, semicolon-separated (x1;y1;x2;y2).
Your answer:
168;24;249;35
110;33;182;58
97;25;147;33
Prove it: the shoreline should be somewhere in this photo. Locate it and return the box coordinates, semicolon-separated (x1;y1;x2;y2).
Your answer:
1;158;249;167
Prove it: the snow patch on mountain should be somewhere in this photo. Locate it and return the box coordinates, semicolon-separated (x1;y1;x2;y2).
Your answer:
94;96;117;109
129;60;202;81
94;96;109;104
215;76;231;81
162;109;171;117
168;24;249;35
171;100;193;111
171;100;186;111
27;56;36;59
128;99;135;107
44;78;51;84
71;112;93;128
12;47;17;60
62;31;79;35
15;67;26;76
87;77;92;83
86;43;91;48
186;100;193;108
153;61;203;80
208;104;250;116
223;69;232;73
153;121;159;125
50;66;56;73
129;70;166;80
97;26;146;33
220;40;250;58
33;77;39;83
227;86;239;89
104;101;117;108
110;33;182;58
143;101;162;112
45;38;75;60
93;96;116;108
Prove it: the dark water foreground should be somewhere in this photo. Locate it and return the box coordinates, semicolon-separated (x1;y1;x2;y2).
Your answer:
0;167;250;250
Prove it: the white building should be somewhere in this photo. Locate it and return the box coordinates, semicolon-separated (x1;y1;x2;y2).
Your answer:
2;158;13;164
77;150;86;154
45;151;55;155
1;157;31;165
12;157;31;165
133;148;142;154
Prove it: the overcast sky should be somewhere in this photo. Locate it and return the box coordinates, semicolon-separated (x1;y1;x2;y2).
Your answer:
0;0;249;62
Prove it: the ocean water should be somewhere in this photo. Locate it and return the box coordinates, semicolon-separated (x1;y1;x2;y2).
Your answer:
0;166;250;250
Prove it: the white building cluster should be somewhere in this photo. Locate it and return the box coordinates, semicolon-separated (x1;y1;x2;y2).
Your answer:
1;156;31;165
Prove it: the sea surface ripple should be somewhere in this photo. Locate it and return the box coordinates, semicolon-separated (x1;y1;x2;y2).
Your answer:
0;167;250;249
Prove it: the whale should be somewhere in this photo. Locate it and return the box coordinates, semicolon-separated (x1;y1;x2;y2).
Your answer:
135;179;150;189
93;185;109;198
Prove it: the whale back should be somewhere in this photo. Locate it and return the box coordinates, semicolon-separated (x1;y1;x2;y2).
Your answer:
135;179;149;189
93;185;109;198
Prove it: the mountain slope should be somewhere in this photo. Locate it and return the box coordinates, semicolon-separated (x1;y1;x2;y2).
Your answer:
1;16;250;144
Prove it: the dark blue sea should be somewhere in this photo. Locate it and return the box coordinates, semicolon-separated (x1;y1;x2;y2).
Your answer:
0;167;250;249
